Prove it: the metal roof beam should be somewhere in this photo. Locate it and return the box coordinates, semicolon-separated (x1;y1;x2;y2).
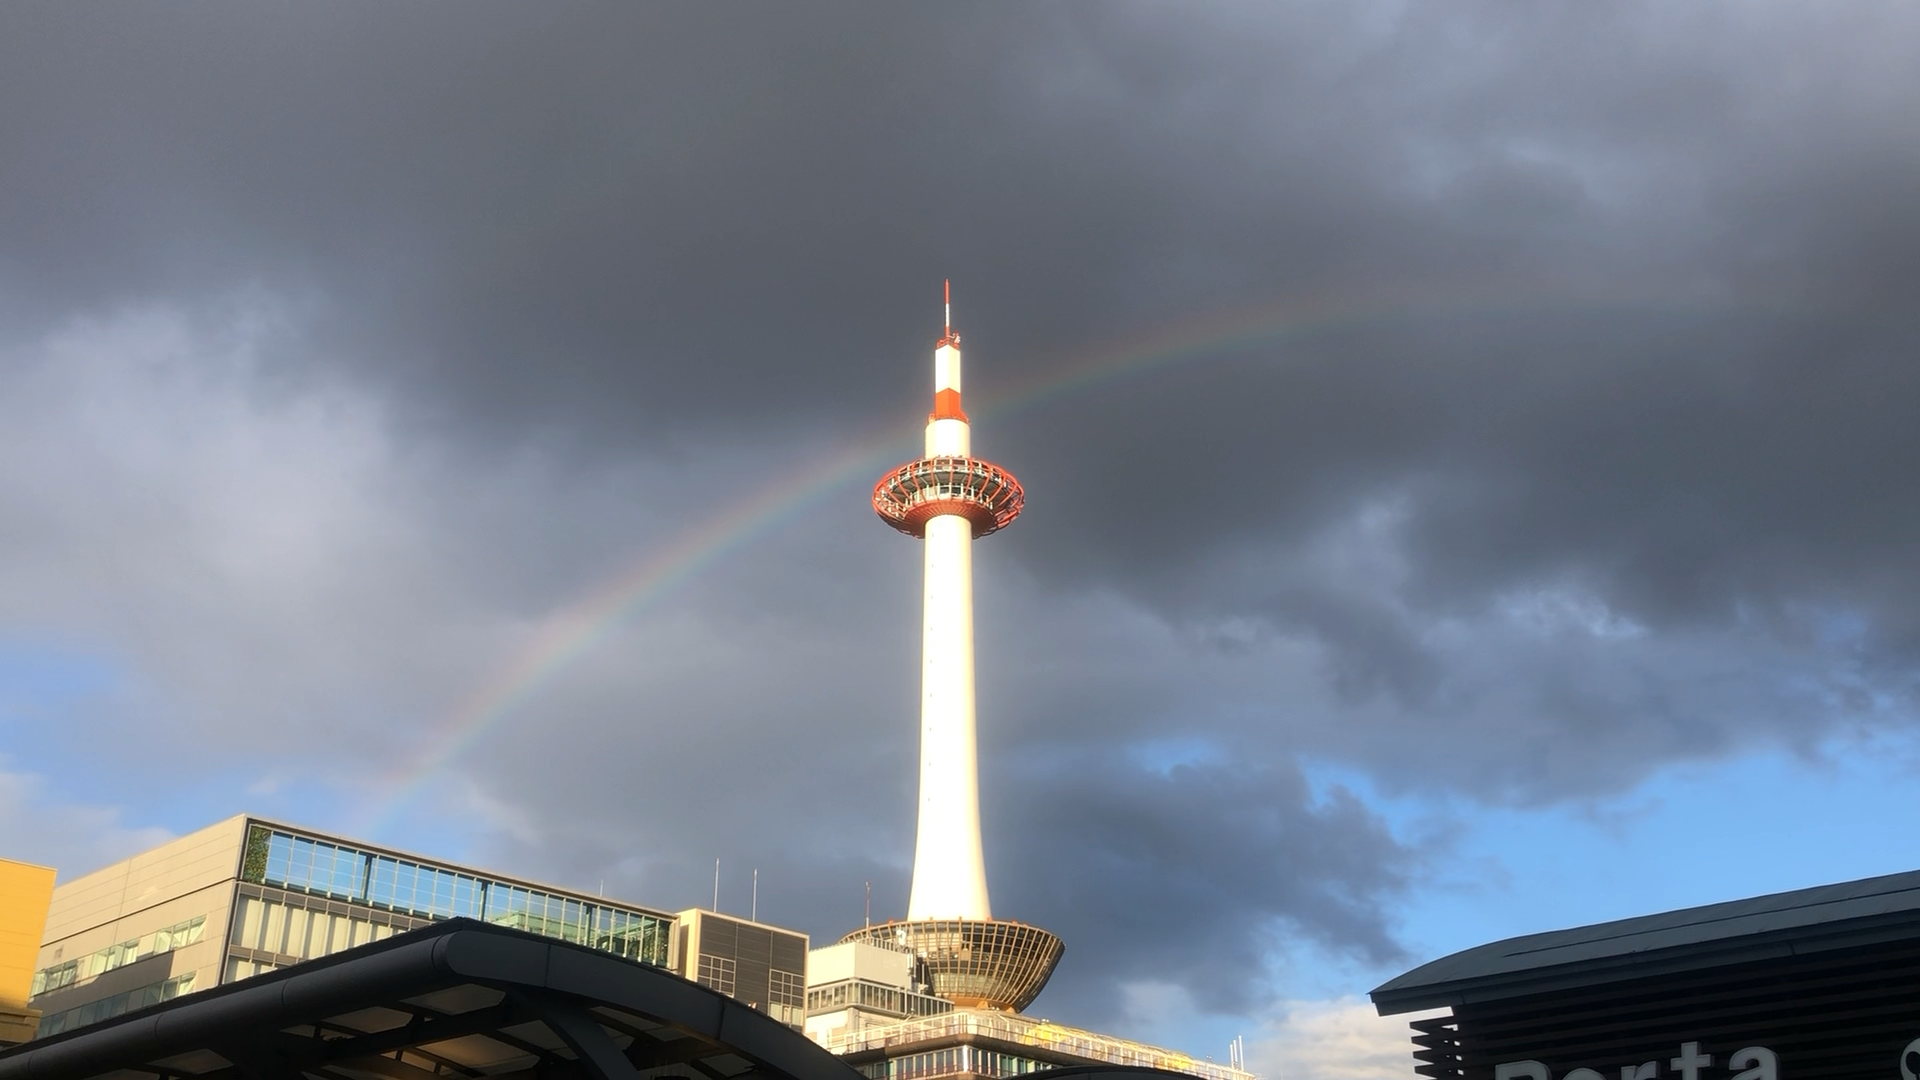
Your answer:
523;997;640;1080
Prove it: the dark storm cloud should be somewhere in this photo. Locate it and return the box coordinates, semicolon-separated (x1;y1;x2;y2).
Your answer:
4;0;1919;1026
1006;306;1920;799
994;755;1414;1016
0;4;1115;437
446;548;1423;1023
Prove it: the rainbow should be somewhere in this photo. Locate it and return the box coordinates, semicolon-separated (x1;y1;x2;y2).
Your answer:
349;427;918;837
354;284;1714;833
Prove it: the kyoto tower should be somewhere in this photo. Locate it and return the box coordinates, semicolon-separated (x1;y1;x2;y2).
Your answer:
841;285;1064;1012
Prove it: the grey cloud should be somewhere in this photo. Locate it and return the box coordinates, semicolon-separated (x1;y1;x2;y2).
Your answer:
991;755;1415;1019
4;0;1919;1028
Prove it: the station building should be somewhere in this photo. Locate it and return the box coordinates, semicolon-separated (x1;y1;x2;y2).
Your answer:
1371;868;1920;1080
3;916;882;1080
802;939;1251;1080
25;815;806;1040
0;915;1208;1080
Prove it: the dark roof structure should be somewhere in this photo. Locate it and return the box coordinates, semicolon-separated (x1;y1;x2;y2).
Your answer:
0;918;863;1080
1372;867;1920;1015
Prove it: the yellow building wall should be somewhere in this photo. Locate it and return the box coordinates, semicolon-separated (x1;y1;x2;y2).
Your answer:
0;859;56;1009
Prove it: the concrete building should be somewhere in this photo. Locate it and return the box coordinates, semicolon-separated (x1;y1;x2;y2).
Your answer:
26;814;807;1040
674;908;810;1028
1;915;1212;1080
823;1010;1255;1080
804;939;952;1045
3;917;867;1080
804;939;1247;1080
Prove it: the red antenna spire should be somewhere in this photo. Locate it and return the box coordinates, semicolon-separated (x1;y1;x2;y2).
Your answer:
939;280;959;348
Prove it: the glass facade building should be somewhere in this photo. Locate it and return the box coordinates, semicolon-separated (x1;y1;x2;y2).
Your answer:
238;826;668;967
28;816;678;1039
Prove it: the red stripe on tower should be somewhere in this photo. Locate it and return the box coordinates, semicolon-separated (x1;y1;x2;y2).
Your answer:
931;388;967;421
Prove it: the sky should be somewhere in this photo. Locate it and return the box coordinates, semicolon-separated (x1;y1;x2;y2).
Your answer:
2;3;1919;1077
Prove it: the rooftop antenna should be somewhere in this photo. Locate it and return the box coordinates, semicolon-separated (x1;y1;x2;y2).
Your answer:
864;880;872;927
712;858;720;912
751;868;759;923
938;279;961;350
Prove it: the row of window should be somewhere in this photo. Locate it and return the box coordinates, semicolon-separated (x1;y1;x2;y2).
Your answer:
36;973;197;1037
805;978;953;1020
695;954;737;996
859;1047;1051;1080
692;955;806;1009
29;915;206;1000
241;825;671;965
692;955;806;1026
768;968;806;1009
766;968;806;1027
224;956;282;983
230;894;411;961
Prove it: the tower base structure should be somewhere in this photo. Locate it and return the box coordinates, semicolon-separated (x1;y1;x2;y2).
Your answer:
839;919;1063;1012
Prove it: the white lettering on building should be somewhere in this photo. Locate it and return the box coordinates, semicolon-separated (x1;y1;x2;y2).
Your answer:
1496;1042;1778;1080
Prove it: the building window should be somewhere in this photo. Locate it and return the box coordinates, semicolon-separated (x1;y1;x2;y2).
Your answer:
804;978;952;1019
766;968;805;1025
768;968;804;1008
227;893;410;966
241;826;672;966
29;915;206;1000
224;956;281;983
696;954;736;997
35;973;196;1037
875;1048;1048;1080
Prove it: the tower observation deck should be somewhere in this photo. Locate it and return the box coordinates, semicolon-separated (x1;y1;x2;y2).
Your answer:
842;285;1062;1013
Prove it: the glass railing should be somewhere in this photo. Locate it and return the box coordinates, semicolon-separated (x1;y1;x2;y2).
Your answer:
821;1011;1257;1080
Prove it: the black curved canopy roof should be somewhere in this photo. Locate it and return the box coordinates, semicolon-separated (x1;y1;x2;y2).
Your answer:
0;918;862;1080
1371;866;1920;1015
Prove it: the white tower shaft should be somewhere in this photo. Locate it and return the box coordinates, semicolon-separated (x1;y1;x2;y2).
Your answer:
858;292;1057;1014
907;337;992;921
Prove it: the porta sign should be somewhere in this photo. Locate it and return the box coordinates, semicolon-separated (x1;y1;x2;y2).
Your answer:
1497;1043;1779;1080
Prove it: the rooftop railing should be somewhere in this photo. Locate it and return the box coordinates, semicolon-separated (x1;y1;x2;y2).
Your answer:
818;1010;1257;1080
